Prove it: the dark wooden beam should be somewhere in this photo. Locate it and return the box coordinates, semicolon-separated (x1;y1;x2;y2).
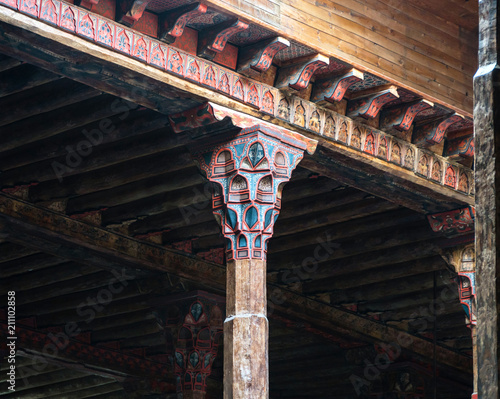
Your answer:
0;62;61;97
159;2;207;44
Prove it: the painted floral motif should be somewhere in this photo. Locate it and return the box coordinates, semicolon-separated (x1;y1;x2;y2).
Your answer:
391;143;401;164
364;133;375;154
233;79;244;101
350;128;361;149
0;0;17;9
338;122;348;143
278;98;290;120
261;91;274;114
61;7;76;31
309;111;320;133
404;148;414;169
116;30;130;54
41;0;58;24
218;73;230;94
203;65;217;89
133;38;148;62
324;116;335;138
444;166;456;187
79;14;95;39
431;160;442;182
294;103;305;127
19;0;38;16
97;22;113;47
247;85;259;107
186;59;200;82
458;172;469;193
378;137;387;159
168;51;184;76
417;155;429;176
149;44;165;68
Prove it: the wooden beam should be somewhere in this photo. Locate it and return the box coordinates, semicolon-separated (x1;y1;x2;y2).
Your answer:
197;18;248;60
310;69;364;103
0;193;471;373
444;135;474;160
380;99;434;133
346;87;399;119
275;54;329;92
237;37;290;76
118;0;153;27
159;3;208;44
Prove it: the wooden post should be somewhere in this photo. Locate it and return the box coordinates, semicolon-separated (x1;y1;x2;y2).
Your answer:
474;0;500;396
168;103;315;398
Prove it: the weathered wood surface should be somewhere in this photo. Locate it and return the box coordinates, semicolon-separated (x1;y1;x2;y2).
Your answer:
206;0;476;115
474;0;500;396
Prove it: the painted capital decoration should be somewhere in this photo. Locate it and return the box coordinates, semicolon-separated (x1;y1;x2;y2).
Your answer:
457;246;476;326
427;206;475;236
169;103;316;261
155;291;225;397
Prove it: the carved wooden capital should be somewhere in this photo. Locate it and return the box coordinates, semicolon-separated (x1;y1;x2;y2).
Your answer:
445;134;474;159
311;68;364;103
275;54;329;92
427;206;475;236
159;2;207;44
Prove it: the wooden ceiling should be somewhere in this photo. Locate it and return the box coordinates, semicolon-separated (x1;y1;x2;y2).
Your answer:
0;56;474;398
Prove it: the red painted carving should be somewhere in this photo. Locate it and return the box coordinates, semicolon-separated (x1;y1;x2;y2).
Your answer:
167;50;184;75
412;113;464;146
218;71;230;95
119;0;152;27
444;165;457;188
96;21;113;46
19;0;38;16
232;78;244;101
40;0;58;24
149;43;165;68
133;37;148;62
78;14;95;39
445;135;474;159
381;100;433;131
261;90;274;114
160;3;207;44
0;0;17;10
364;132;376;154
275;55;329;91
115;29;131;54
186;58;200;82
247;84;260;108
201;64;217;89
347;88;399;119
198;19;248;60
457;172;470;193
61;6;76;31
427;206;475;236
238;37;290;75
311;69;363;103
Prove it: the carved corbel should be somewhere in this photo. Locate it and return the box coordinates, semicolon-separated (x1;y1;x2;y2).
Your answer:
310;68;364;103
346;86;399;119
78;0;99;10
275;54;329;92
412;113;464;147
197;19;249;60
237;37;290;77
444;133;474;160
118;0;152;26
427;206;475;237
380;99;434;133
159;3;207;44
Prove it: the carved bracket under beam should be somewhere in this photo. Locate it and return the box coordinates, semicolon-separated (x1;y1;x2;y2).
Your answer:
78;0;99;10
197;19;249;60
310;68;364;103
346;87;399;119
380;99;434;132
444;135;474;159
412;113;464;146
118;0;152;27
237;36;290;77
159;2;207;44
275;54;329;92
427;206;475;236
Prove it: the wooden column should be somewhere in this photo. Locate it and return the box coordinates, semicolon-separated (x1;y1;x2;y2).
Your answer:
168;103;316;398
474;0;500;397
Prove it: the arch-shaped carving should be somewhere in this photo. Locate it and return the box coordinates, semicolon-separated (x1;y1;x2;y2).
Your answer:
444;165;457;187
391;142;401;164
309;111;321;132
338;121;348;143
324;116;335;138
431;160;442;182
417;155;429;176
364;133;375;154
294;103;306;127
278;98;290;120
